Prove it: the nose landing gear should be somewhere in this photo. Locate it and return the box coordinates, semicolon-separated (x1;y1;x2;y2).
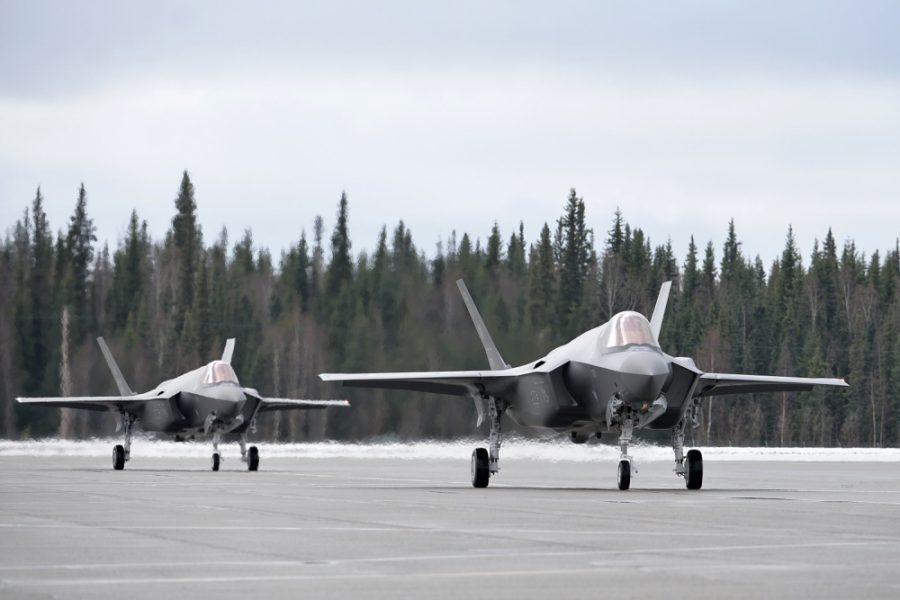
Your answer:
616;415;636;490
212;430;222;471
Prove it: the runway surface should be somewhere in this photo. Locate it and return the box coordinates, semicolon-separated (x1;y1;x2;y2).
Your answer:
1;448;899;599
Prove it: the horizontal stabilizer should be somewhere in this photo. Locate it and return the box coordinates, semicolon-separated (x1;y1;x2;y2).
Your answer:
16;396;145;412
258;398;350;412
319;369;518;397
696;372;848;397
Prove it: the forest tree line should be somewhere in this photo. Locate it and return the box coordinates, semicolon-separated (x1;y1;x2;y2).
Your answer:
2;170;899;447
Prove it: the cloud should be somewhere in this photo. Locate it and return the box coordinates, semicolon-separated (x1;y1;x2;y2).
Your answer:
1;1;898;265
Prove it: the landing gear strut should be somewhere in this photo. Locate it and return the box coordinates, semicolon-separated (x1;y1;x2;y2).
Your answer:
471;396;506;488
617;415;635;490
112;412;135;471
673;400;703;490
212;430;221;472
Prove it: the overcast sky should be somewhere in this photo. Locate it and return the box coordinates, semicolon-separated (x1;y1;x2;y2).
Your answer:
1;0;898;267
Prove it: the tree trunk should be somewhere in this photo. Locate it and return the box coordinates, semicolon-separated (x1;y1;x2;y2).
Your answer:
780;392;786;447
58;307;73;439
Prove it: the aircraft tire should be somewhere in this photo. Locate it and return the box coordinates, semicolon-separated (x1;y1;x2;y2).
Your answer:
212;452;221;472
617;459;631;490
112;445;125;471
248;446;259;471
686;449;703;490
471;447;490;488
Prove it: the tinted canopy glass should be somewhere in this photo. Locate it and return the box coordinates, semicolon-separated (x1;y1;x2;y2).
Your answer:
600;311;659;351
203;361;239;385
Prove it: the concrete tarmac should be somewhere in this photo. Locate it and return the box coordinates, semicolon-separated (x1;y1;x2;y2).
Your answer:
1;452;899;599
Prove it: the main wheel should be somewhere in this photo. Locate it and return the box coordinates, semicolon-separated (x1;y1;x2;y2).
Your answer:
471;447;490;488
247;446;259;472
112;444;125;471
617;459;631;490
212;452;221;472
685;449;703;490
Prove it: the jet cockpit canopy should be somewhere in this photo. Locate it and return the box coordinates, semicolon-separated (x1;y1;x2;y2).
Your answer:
203;360;239;385
599;311;660;352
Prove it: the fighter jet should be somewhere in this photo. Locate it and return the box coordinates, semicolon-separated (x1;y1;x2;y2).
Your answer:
17;337;348;471
321;280;847;490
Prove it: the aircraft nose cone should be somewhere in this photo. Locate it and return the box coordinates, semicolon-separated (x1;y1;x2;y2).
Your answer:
209;385;246;416
619;352;670;402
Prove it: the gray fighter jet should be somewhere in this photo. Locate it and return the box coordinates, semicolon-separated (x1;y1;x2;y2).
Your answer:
18;337;348;471
321;280;847;490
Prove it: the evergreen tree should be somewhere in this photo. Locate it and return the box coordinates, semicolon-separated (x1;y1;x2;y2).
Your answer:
506;222;527;277
485;221;503;271
527;223;555;334
556;189;591;337
170;170;202;333
327;192;352;296
63;184;96;342
3;170;895;446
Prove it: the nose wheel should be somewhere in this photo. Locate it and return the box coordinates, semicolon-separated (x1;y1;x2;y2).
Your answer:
617;459;631;490
614;416;636;490
211;429;222;471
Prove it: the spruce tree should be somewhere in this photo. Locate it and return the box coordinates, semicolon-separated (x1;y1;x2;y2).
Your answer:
171;170;202;334
327;192;352;296
557;189;591;337
64;184;96;342
485;221;503;271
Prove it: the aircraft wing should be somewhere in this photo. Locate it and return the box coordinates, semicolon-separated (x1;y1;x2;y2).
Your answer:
319;370;519;397
696;373;848;397
258;398;350;412
16;396;146;412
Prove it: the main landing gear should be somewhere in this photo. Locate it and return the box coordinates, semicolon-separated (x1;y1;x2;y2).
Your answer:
210;433;260;472
471;397;506;488
239;436;259;472
112;413;135;471
611;403;705;491
673;414;703;490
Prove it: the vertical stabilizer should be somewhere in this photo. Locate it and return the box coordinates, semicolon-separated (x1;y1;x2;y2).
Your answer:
649;281;672;342
456;279;509;370
221;338;236;364
96;337;134;396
